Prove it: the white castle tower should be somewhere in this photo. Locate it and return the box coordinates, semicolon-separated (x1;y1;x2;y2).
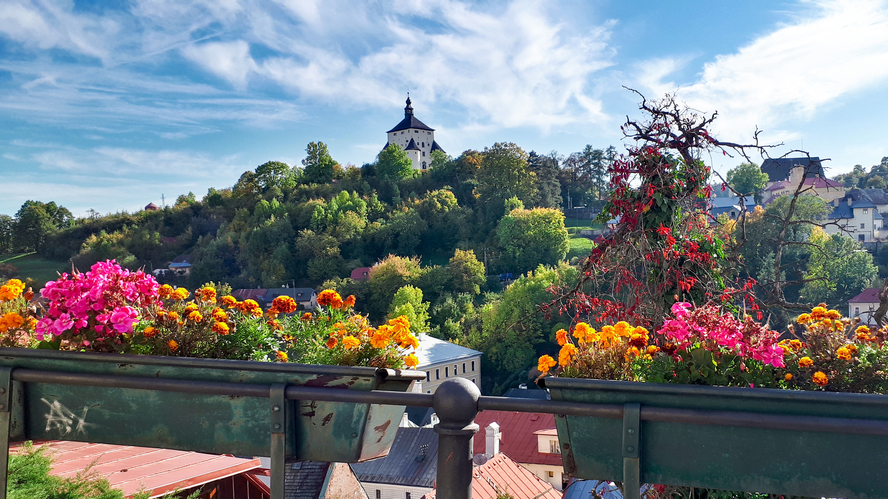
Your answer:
384;97;445;170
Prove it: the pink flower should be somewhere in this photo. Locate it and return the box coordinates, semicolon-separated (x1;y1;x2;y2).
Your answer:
671;302;692;319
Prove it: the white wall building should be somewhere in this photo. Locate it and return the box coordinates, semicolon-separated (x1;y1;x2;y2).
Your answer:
849;288;881;326
825;197;878;242
414;334;482;394
384;97;445;170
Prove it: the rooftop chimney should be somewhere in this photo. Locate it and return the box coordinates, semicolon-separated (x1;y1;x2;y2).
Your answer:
485;422;500;458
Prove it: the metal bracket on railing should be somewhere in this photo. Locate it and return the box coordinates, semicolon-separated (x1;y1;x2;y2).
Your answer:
0;367;14;499
270;383;287;499
622;403;641;499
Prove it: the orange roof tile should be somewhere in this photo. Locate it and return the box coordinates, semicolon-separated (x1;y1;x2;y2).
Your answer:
424;454;560;499
473;411;562;466
11;441;263;498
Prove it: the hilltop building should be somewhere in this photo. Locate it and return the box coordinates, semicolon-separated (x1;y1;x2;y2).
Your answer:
384;97;444;170
413;334;482;393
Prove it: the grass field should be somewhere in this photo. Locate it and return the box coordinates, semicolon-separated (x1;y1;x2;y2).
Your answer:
567;233;595;261
0;253;68;287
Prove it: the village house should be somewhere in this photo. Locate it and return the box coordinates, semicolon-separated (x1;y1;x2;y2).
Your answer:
849;288;881;326
414;334;482;393
825;196;878;242
351;427;438;499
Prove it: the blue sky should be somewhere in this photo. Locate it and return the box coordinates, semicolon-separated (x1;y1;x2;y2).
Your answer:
2;0;888;217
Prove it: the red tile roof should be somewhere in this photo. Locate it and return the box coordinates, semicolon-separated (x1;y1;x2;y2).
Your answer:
472;411;562;466
11;441;263;498
849;288;881;304
424;454;560;499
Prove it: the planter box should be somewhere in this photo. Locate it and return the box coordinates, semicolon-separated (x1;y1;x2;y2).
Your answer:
542;377;888;499
0;348;424;463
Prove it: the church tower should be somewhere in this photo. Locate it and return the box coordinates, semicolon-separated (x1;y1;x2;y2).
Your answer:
384;97;445;170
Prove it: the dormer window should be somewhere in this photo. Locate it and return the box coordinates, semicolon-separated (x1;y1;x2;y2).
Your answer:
864;209;869;214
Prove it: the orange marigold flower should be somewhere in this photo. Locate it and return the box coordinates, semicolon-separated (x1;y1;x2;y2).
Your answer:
184;304;198;313
326;336;338;349
646;345;660;355
266;307;280;319
558;343;579;367
318;289;343;308
197;287;217;303
796;313;811;325
785;373;793;381
221;295;237;308
397;332;419;350
167;311;180;321
790;339;803;350
614;321;633;337
342;335;361;349
856;325;871;335
573;322;595;343
272;295;298;314
371;328;391;348
186;311;203;322
275;350;288;362
798;357;814;368
302;312;313;321
158;284;174;299
212;308;228;322
624;346;641;361
857;331;871;342
847;344;859;354
168;340;179;352
171;287;190;300
143;326;157;338
599;325;620;348
836;346;852;361
212;322;230;335
629;332;649;348
812;371;829;386
538;355;557;373
811;306;827;320
266;320;282;331
238;299;262;318
404;353;419;369
556;329;569;346
344;295;357;309
826;309;842;320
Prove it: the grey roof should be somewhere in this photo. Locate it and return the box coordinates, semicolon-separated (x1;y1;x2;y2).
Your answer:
710;205;743;217
503;388;551;400
387;97;434;133
404;406;437;427
405;138;420;151
848;188;888;206
171;254;194;264
710;196;756;209
351;427;438;487
761;157;824;182
265;288;316;301
415;334;482;367
828;199;876;219
430;140;445;154
285;461;331;499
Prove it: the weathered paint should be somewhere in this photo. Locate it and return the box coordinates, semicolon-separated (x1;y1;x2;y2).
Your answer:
0;349;422;463
545;377;888;499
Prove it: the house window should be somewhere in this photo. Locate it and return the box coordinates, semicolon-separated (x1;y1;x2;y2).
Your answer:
436;369;440;380
445;367;449;377
406;493;411;499
422;161;427;169
856;307;860;315
454;364;458;374
376;491;381;499
864;209;869;214
548;471;555;477
472;378;476;384
860;234;866;242
549;440;561;454
472;360;475;371
861;223;866;229
463;362;466;374
422;151;426;156
426;372;430;382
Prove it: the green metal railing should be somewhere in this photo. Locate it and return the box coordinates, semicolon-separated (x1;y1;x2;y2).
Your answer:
3;365;888;499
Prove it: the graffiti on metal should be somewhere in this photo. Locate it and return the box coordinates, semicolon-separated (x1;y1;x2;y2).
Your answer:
41;398;92;437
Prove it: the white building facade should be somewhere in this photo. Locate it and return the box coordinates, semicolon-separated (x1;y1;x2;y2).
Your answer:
413;334;482;393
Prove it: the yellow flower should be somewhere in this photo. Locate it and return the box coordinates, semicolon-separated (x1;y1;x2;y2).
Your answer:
599;325;620;348
212;308;228;322
811;306;827;320
197;287;217;303
790;339;803;351
168;340;179;352
143;326;157;338
826;309;842;320
302;312;313;321
0;279;25;301
212;322;230;335
798;357;814;368
318;289;343;308
538;355;557;373
404;353;419;369
556;329;569;346
646;345;660;355
344;295;357;309
558;343;579;367
846;344;859;355
186;311;203;322
624;346;641;361
342;335;360;349
221;295;238;308
275;351;288;362
836;346;852;361
371;328;392;349
784;373;793;381
158;284;173;299
796;313;811;325
572;322;595;343
171;287;190;300
812;371;829;386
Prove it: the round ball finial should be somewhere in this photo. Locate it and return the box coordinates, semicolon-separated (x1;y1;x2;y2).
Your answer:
433;378;480;426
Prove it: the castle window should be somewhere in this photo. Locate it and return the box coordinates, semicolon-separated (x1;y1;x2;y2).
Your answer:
422;161;427;169
422;151;426;156
864;209;869;214
445;367;449;377
861;223;866;229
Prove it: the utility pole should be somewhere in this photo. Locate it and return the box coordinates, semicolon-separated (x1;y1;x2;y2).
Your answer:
161;194;166;209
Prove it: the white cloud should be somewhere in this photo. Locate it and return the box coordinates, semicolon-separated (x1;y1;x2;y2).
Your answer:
181;40;257;88
637;0;888;147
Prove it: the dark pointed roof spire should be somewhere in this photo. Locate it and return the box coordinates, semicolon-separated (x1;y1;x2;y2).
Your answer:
387;95;434;133
405;94;414;117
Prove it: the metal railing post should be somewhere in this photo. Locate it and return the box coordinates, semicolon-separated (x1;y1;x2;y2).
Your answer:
433;378;480;499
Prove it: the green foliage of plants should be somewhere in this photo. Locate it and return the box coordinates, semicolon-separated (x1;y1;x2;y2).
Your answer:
7;442;130;499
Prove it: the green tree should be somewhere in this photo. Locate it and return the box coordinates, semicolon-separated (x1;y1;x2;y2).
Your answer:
475;143;537;223
14;200;72;252
496;208;569;274
388;285;430;333
377;144;415;180
255;161;296;191
448;249;486;295
527;151;562;209
0;214;13;254
726;162;768;202
302;142;337;184
367;255;423;321
800;230;878;308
